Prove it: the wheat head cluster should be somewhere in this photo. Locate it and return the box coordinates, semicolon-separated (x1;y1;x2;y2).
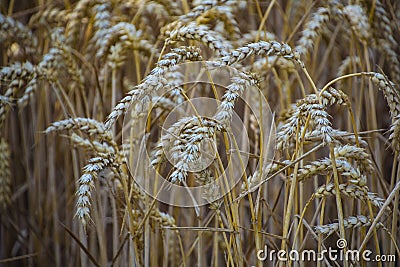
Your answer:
0;0;399;266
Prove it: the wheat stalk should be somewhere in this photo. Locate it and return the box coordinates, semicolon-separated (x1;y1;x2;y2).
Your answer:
0;138;11;210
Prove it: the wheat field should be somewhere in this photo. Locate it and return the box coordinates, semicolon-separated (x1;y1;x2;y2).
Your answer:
0;0;399;266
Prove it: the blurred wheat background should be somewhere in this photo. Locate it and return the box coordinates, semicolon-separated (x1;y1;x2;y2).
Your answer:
0;0;399;266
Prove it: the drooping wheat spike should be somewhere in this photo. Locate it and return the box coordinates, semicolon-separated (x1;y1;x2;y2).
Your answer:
295;87;347;108
164;66;185;104
342;4;371;42
18;28;65;107
0;13;37;55
168;22;231;57
152;96;180;113
314;215;373;236
369;0;400;85
242;30;277;43
29;5;68;28
242;161;289;192
150;116;195;167
45;117;112;143
195;169;221;205
251;54;298;75
315;183;387;210
0;62;36;91
368;72;400;115
150;210;177;228
277;87;348;149
65;0;94;45
366;72;400;152
161;0;241;42
106;43;126;71
99;22;158;86
56;42;84;90
215;72;256;125
301;102;333;143
69;133;116;154
295;6;331;58
119;0;181;23
0;138;11;210
76;154;114;226
151;0;182;17
16;78;38;109
16;30;70;109
168;116;224;183
0;61;37;125
390;116;400;155
334;145;374;173
305;129;368;147
37;45;64;81
197;4;241;41
276;109;305;150
105;46;203;129
160;0;229;34
187;0;228;20
296;158;364;185
338;56;361;78
97;22;157;65
88;0;113;59
219;41;303;67
152;116;222;182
